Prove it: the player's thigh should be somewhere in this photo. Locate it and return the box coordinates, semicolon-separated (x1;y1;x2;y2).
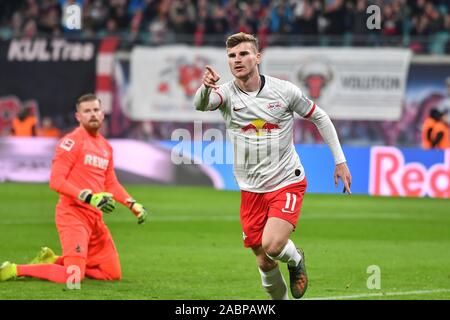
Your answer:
87;239;121;280
240;191;269;248
262;180;307;255
56;209;91;260
267;180;307;226
87;219;120;268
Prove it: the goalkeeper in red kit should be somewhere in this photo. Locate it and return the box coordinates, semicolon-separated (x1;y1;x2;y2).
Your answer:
0;93;148;283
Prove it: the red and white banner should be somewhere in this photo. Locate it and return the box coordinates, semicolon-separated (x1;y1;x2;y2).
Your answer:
130;46;233;122
96;37;119;114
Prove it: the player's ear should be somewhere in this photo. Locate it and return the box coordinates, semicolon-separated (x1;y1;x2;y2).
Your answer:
75;111;81;122
256;52;262;65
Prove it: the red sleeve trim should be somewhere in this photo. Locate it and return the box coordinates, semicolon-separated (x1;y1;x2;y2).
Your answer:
303;103;316;119
211;90;224;111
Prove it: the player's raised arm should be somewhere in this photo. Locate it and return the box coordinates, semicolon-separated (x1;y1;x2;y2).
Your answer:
194;65;223;112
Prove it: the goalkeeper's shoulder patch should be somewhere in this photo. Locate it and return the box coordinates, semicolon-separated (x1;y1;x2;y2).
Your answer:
60;138;75;151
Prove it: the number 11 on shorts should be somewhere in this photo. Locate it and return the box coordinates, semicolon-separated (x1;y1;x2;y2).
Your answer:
282;192;297;213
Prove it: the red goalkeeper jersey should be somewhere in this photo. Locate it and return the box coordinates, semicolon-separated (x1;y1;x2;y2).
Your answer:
49;126;131;214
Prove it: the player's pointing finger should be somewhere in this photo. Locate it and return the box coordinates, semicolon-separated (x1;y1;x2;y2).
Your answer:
205;66;220;81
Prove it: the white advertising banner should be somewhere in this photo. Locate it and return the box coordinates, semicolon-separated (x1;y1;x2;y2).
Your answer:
130;46;411;122
262;47;412;120
130;45;233;122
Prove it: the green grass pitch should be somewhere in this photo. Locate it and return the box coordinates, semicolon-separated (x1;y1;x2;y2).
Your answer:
0;183;449;300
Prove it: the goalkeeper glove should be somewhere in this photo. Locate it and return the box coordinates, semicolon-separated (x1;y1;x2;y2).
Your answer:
79;190;116;214
127;199;148;225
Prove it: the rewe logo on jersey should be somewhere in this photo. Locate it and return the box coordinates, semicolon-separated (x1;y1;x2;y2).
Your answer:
84;154;109;170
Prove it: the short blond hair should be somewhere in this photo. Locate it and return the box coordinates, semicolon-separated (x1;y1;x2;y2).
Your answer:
226;32;259;52
76;93;100;111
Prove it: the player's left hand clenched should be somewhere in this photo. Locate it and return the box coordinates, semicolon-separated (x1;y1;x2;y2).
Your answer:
127;199;148;225
334;162;352;194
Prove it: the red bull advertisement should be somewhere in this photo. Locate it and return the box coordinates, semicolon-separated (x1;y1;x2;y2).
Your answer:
240;119;281;135
1;134;448;199
369;147;450;198
162;139;450;199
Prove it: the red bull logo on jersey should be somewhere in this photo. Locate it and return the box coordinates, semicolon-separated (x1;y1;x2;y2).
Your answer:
241;119;280;136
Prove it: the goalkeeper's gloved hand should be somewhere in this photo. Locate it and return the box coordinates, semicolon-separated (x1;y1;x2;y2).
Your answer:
79;190;116;214
126;199;148;225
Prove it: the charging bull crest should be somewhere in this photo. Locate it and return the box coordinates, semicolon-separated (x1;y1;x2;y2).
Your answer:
178;63;203;97
296;60;334;99
157;57;208;98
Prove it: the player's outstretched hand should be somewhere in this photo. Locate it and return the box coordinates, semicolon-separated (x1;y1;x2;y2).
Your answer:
334;162;352;194
133;203;148;225
127;200;148;225
203;65;220;89
79;190;116;213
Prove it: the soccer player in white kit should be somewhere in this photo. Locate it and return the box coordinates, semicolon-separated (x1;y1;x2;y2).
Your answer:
194;32;352;300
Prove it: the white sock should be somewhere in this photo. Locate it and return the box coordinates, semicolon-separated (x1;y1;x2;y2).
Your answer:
267;239;301;268
258;265;289;300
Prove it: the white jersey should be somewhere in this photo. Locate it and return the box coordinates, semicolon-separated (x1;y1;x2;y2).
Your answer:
195;75;346;193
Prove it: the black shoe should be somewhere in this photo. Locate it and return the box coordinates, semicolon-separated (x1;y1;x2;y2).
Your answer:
288;248;308;299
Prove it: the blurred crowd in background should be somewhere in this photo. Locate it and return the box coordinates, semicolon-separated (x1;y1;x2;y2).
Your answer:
2;0;450;148
1;0;450;53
